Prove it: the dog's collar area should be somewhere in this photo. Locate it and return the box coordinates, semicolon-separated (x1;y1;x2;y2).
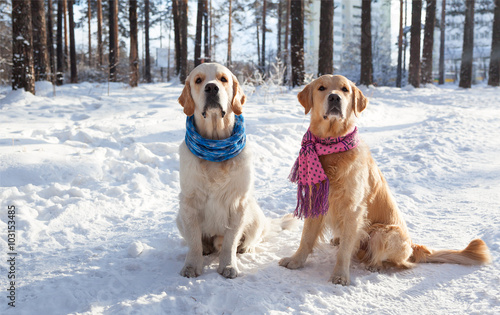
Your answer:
185;114;246;162
290;126;360;218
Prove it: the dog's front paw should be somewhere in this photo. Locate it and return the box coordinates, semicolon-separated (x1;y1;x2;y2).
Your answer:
180;264;202;278
279;257;304;269
330;273;350;286
218;265;238;279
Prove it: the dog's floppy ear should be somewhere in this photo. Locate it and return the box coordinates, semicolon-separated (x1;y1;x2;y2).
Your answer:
297;83;314;115
178;78;195;116
351;82;368;117
231;74;246;115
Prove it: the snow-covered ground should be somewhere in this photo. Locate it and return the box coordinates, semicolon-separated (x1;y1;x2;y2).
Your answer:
0;80;499;314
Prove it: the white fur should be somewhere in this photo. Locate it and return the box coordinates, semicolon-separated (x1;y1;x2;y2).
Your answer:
176;63;270;279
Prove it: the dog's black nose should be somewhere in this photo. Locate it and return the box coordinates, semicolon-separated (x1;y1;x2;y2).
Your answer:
205;83;219;95
328;93;341;104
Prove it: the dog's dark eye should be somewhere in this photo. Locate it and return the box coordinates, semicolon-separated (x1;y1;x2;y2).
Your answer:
195;77;202;84
221;77;228;83
342;87;348;92
318;86;325;91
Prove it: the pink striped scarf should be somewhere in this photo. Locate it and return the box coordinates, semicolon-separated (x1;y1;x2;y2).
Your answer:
289;126;360;218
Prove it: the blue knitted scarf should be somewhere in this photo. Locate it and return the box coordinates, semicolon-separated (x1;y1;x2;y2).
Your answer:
185;114;246;162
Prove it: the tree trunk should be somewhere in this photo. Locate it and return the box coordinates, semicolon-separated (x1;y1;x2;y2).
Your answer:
172;0;181;75
396;0;404;87
203;0;210;62
195;0;203;66
261;0;267;72
421;0;436;84
12;0;35;93
63;0;68;70
290;0;304;87
227;0;232;67
438;0;446;84
68;0;77;83
97;0;103;67
488;0;500;86
180;0;188;83
360;0;373;85
283;0;290;85
31;0;49;81
56;0;64;85
109;0;118;82
129;0;139;87
277;0;282;60
87;0;92;67
256;17;260;67
409;0;422;88
47;0;56;82
144;0;152;83
318;0;334;76
459;0;475;88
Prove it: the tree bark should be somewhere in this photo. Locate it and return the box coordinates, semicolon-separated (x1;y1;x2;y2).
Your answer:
180;0;188;82
145;0;152;83
203;0;210;62
290;0;304;87
409;0;422;88
459;0;475;88
31;0;49;81
360;0;373;85
438;0;446;84
318;0;334;76
47;0;56;82
488;0;500;86
68;0;77;83
87;0;91;67
283;0;290;85
172;0;181;75
109;0;119;82
195;0;203;66
421;0;436;84
227;0;232;67
63;0;68;70
396;0;404;87
129;0;139;87
277;0;282;60
56;0;64;85
12;0;35;93
261;0;267;72
97;0;103;67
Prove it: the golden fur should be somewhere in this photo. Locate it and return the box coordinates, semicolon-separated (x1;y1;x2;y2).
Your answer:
279;75;491;285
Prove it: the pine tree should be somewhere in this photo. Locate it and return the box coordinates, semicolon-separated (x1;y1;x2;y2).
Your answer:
109;0;118;82
31;0;49;81
409;0;422;88
195;0;203;66
47;0;56;82
68;0;77;83
360;0;373;85
438;0;446;84
97;0;103;67
397;0;404;87
488;0;500;86
56;0;64;85
459;0;475;88
144;0;152;83
87;0;91;67
421;0;436;84
180;0;188;82
227;0;233;67
12;0;35;93
290;0;304;87
261;0;267;72
318;0;334;76
129;0;139;87
203;0;210;62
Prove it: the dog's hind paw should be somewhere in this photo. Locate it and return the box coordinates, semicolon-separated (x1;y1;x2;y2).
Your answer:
180;265;201;278
218;266;238;279
279;257;304;269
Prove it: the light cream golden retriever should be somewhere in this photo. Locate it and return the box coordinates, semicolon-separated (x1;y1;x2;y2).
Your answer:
279;75;491;285
177;63;293;279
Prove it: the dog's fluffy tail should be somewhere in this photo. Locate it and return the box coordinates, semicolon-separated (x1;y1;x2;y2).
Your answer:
410;239;491;265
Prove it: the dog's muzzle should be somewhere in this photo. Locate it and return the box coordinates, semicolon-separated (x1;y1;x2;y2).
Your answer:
324;93;343;119
202;83;226;118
